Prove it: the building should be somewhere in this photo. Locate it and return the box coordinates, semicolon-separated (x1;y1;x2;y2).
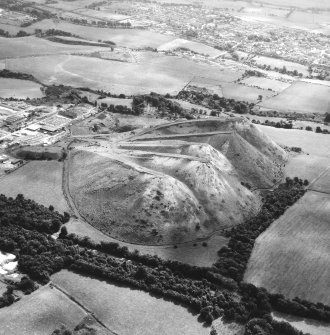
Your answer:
26;124;41;131
59;110;78;119
11;159;23;167
4;115;25;126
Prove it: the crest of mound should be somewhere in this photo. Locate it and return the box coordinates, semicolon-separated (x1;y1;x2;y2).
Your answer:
131;117;287;188
69;118;286;244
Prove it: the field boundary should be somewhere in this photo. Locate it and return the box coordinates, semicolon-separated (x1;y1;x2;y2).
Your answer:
51;282;118;335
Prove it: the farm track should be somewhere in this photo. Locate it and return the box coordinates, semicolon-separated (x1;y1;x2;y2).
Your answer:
51;283;118;335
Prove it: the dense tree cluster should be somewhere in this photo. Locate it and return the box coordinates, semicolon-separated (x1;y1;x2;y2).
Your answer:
177;90;254;114
252;119;293;129
0;194;69;238
0;69;41;85
132;93;193;119
242;70;266;79
0;29;28;38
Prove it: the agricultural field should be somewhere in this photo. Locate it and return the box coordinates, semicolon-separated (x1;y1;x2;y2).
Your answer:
240;77;291;92
0;36;113;60
258;0;330;9
309;167;330;194
158;38;223;57
272;312;330;335
285;155;330;183
0;161;68;213
260;81;330;114
0;78;43;99
252;56;308;75
24;20;176;48
52;270;211;335
6;53;243;95
257;125;330;158
244;191;330;305
0;285;88;335
221;83;275;103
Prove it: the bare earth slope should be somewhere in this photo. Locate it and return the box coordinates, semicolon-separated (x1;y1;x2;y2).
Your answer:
69;118;286;244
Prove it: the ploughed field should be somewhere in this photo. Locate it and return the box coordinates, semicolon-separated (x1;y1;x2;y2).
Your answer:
68;117;286;245
244;191;330;305
245;126;330;306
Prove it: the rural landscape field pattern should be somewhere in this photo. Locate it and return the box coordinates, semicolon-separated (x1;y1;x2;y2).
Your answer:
0;1;329;335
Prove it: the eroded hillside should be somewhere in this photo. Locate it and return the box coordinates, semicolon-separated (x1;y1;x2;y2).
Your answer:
68;117;287;244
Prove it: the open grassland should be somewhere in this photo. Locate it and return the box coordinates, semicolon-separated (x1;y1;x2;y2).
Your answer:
0;36;112;59
240;77;291;92
221;83;274;102
31;0;100;11
309;167;330;194
6;54;242;94
0;161;68;213
24;20;175;48
273;312;330;335
285;155;330;182
257;125;330;158
0;78;43;99
260;81;330;114
258;0;330;9
244;191;330;305
52;270;210;335
158;38;223;57
0;285;87;335
66;218;227;267
252;56;308;75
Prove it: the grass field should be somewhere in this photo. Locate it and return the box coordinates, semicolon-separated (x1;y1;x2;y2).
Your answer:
0;36;111;60
6;53;242;94
253;56;308;76
244;191;330;305
66;218;227;267
0;78;43;99
285;155;330;182
260;81;330;114
0;285;87;335
0;161;68;213
273;312;330;335
240;77;291;92
222;83;275;102
24;20;175;48
309;167;330;194
52;270;210;335
158;38;223;57
257;125;330;158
